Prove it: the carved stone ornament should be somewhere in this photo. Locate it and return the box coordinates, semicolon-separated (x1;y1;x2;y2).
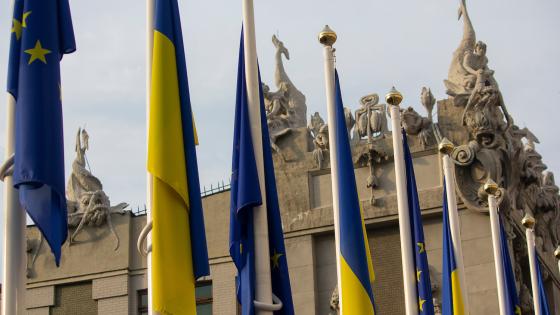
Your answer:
66;128;128;250
262;35;309;156
440;1;560;311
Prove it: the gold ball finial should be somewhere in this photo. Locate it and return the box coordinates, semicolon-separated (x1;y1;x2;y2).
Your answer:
319;25;337;47
521;213;536;229
483;178;499;195
386;86;403;106
554;246;560;260
439;138;455;155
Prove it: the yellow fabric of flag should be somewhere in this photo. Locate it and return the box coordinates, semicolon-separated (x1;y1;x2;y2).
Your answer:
148;29;196;314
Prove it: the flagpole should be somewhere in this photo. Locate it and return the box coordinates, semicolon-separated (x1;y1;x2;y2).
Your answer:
1;92;27;315
522;214;542;315
439;138;470;314
484;179;507;315
318;25;344;312
387;87;418;315
145;0;154;313
241;1;274;313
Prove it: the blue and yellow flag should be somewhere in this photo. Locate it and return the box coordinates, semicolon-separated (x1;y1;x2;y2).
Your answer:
148;0;209;313
499;218;522;315
333;70;376;315
229;31;294;315
535;249;551;315
403;131;434;314
441;183;465;315
8;0;76;265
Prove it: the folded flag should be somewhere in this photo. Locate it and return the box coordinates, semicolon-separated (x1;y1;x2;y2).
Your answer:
499;218;522;315
8;0;76;265
229;30;294;315
403;131;434;314
535;249;551;315
148;0;209;313
441;182;465;315
334;70;376;315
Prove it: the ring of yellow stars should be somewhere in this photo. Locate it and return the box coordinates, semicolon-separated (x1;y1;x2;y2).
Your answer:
419;298;426;312
416;268;422;282
25;40;51;65
271;249;284;270
417;242;425;254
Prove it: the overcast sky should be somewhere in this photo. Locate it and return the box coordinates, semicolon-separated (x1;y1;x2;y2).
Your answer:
0;0;559;274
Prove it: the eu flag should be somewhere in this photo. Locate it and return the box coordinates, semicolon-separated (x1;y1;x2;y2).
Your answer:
442;183;465;315
499;218;522;315
403;131;434;314
229;31;294;315
334;70;376;315
7;0;76;265
535;249;551;315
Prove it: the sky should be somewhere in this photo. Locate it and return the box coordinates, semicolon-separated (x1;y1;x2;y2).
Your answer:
0;0;559;275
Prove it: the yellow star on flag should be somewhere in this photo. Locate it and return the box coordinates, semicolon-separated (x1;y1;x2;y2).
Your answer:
416;268;422;282
25;40;51;65
514;306;521;315
271;249;284;270
419;298;426;312
417;242;425;254
11;18;22;40
22;11;32;27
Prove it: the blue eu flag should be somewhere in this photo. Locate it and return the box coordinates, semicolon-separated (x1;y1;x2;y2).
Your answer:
229;30;294;315
499;218;522;315
403;131;434;314
7;0;76;265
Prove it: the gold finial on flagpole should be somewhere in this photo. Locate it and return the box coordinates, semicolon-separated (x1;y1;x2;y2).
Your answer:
386;86;403;106
319;25;337;47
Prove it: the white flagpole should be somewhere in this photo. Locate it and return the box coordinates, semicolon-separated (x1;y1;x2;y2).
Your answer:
522;214;542;315
145;0;154;313
439;138;470;314
318;25;344;313
387;87;418;315
241;1;274;313
484;179;507;315
1;93;27;315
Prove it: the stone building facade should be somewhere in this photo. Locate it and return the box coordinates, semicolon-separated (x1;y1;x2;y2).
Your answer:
6;1;560;314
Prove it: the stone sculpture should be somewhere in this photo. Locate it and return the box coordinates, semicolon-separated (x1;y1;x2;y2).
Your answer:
263;35;309;155
354;94;387;140
66;128;128;250
308;112;329;169
328;285;339;315
440;1;560;311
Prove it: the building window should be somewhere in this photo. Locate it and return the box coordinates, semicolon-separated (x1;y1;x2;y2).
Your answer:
138;289;148;315
196;281;213;315
137;282;212;315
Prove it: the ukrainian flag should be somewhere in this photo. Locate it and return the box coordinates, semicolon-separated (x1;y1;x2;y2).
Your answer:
441;183;465;315
148;0;209;313
334;71;376;315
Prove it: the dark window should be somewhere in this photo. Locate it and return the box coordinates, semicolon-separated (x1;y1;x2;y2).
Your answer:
138;289;148;315
137;281;212;315
196;281;213;315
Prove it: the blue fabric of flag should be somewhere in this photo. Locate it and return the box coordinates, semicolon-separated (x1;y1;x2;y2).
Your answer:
229;30;294;315
441;183;458;315
535;249;551;315
334;70;376;310
7;0;76;265
499;218;522;315
153;0;209;279
403;130;434;314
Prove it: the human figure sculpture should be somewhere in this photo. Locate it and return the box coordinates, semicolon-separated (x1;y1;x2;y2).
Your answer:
308;112;329;169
